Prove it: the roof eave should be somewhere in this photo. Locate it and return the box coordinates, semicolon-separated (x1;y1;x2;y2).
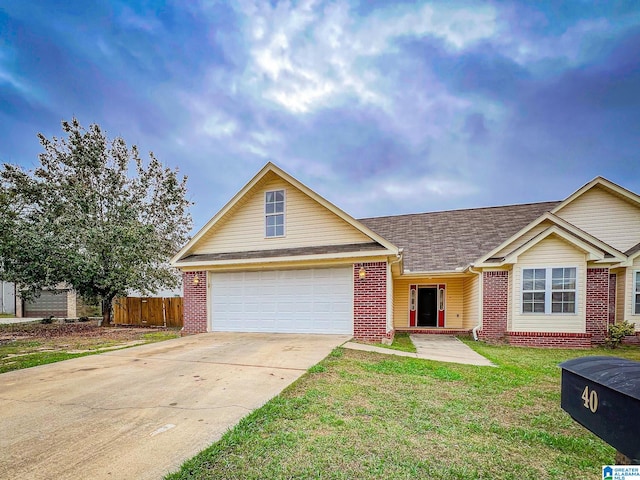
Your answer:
173;248;396;269
399;269;470;278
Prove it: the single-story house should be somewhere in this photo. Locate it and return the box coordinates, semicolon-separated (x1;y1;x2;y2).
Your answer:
8;284;81;319
171;163;640;347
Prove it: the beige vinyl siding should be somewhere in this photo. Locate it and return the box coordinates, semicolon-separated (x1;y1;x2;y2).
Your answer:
626;258;640;330
393;278;411;328
462;275;479;329
511;235;587;333
446;278;464;328
494;222;551;258
555;186;640;252
616;269;626;324
193;175;372;255
392;277;466;329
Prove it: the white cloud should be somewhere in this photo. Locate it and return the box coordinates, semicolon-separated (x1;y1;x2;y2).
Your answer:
118;5;163;32
234;0;497;114
381;176;479;200
201;112;238;138
498;9;640;69
0;67;29;96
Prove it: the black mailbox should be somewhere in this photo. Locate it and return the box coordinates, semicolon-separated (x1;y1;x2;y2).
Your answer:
560;356;640;462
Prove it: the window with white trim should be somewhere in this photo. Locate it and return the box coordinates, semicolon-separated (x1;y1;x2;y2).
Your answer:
265;190;285;237
523;268;546;313
522;267;576;314
635;271;640;315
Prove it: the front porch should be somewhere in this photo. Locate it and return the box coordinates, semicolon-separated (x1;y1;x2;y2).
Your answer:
392;273;479;332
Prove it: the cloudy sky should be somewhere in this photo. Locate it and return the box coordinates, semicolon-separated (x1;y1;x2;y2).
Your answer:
1;1;639;229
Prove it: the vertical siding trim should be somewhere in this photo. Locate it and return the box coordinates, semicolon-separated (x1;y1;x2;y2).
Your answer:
386;262;393;332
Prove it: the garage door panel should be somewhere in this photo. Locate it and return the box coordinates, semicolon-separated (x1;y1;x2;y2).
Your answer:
211;267;353;334
24;290;68;318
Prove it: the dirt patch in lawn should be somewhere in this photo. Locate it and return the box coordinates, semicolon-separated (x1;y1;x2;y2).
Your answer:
0;320;180;373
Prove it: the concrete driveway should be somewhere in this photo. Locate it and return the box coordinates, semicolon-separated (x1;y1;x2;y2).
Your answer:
0;332;349;480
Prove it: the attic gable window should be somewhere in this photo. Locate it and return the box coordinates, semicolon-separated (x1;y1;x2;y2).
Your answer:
265;190;285;237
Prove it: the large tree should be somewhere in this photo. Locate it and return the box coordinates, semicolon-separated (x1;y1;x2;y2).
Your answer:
0;118;192;324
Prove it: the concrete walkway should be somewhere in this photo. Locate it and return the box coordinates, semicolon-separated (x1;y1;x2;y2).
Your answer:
0;332;349;480
343;335;494;366
0;317;41;324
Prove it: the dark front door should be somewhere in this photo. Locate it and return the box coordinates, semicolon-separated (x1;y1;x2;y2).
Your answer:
417;287;437;327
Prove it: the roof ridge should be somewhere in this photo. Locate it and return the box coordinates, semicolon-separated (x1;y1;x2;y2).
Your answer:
358;200;561;221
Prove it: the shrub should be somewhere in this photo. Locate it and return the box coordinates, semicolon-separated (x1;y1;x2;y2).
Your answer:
605;321;636;349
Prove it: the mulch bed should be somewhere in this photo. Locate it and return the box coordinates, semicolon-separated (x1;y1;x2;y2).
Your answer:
0;320;171;341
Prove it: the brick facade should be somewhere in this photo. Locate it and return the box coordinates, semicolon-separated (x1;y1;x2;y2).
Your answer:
353;262;388;342
507;331;592;348
586;268;609;345
608;273;616;325
182;270;208;335
476;267;615;348
622;333;640;346
398;328;472;336
479;271;509;341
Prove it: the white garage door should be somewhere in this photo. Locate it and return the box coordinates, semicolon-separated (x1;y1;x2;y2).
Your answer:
211;267;353;334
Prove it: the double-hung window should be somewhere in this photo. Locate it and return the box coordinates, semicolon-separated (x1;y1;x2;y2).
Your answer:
635;271;640;315
522;267;576;314
265;190;285;237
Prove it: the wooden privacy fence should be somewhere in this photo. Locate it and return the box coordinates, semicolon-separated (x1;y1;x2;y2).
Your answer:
112;297;183;327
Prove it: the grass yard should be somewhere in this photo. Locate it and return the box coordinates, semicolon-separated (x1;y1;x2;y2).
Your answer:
168;341;640;480
370;332;417;353
0;320;180;373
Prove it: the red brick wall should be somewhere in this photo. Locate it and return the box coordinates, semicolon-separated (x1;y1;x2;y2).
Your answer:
183;271;207;335
398;328;472;335
479;271;509;341
608;273;616;325
622;333;640;346
586;268;609;344
507;332;591;348
353;262;388;342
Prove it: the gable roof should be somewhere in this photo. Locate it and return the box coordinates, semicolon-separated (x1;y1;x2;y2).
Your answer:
551;176;640;214
495;225;612;265
172;162;398;265
475;212;627;266
173;168;638;273
359;201;559;272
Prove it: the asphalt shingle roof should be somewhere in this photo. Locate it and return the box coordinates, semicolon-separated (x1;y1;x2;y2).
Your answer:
360;201;561;272
180;242;384;263
626;241;640;256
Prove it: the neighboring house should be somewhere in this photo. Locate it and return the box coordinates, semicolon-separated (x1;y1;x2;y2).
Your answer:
171;163;640;347
1;281;16;315
11;285;80;319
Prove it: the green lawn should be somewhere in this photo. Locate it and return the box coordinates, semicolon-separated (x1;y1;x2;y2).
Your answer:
167;342;640;480
373;331;417;353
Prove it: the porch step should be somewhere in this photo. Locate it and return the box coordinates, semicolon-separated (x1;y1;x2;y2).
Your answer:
397;328;472;336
